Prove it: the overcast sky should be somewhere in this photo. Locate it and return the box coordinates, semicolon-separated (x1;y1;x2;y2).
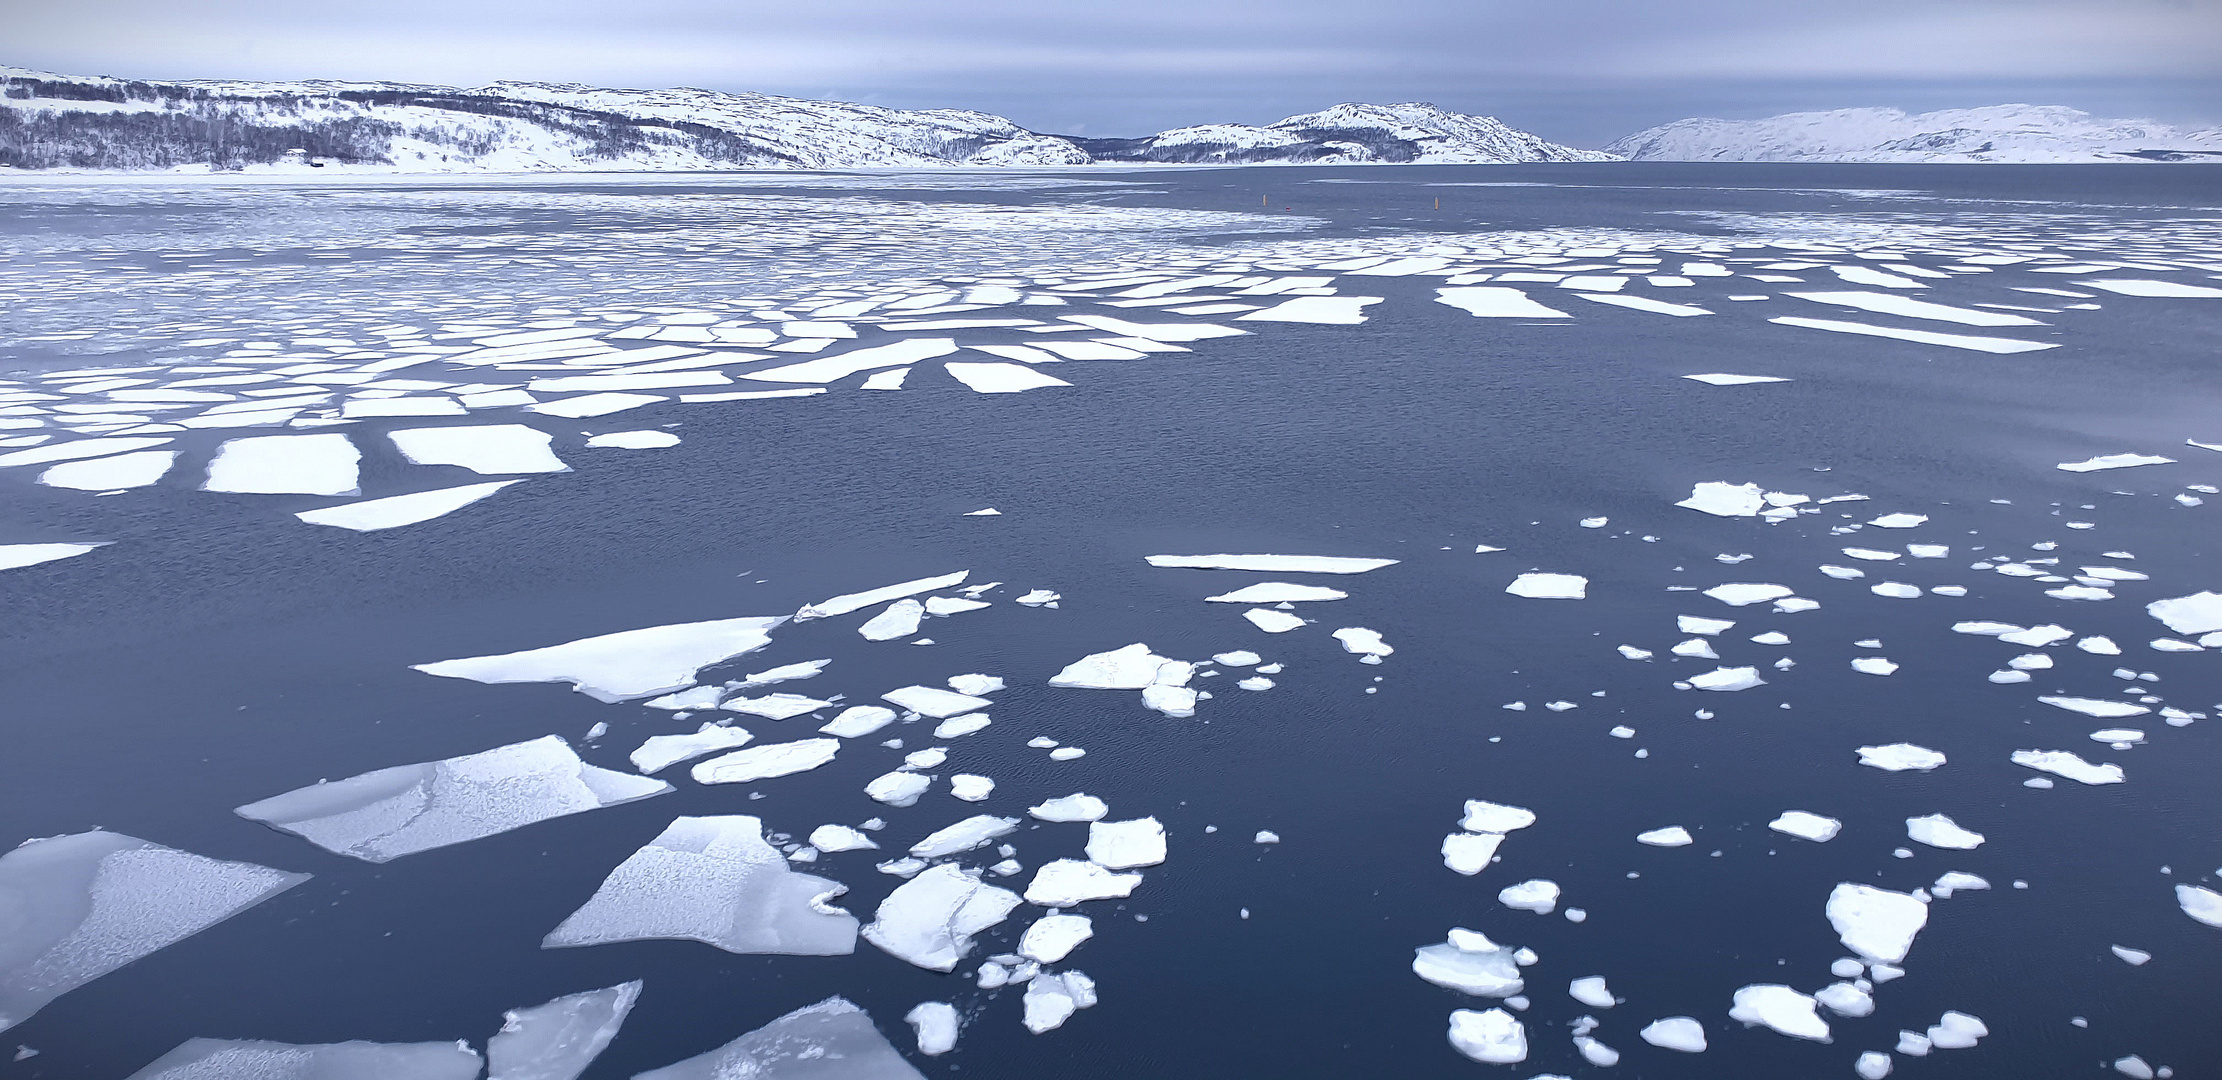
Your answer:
13;0;2220;145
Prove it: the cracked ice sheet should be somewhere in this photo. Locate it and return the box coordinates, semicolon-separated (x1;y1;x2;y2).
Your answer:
634;996;924;1080
0;831;310;1033
127;1040;482;1080
487;981;641;1080
388;425;567;474
234;735;670;863
412;616;783;702
544;816;856;955
1768;316;2057;353
1147;554;1397;573
203;433;360;495
862;864;1020;971
296;481;522;532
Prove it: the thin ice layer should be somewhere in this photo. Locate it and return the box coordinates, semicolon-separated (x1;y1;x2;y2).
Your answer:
633;996;925;1080
413;616;784;702
543;816;857;955
487;981;642;1080
0;831;310;1033
862;864;1021;971
127;1040;483;1080
234;735;671;863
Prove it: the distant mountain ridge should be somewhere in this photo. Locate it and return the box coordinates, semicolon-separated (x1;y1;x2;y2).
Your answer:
1608;105;2222;163
0;65;1606;172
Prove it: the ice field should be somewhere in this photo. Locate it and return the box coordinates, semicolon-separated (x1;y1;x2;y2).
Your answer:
0;163;2218;1078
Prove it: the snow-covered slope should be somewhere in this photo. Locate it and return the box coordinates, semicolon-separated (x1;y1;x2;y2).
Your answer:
1075;103;1616;165
0;67;1609;173
0;66;1091;172
1608;105;2222;163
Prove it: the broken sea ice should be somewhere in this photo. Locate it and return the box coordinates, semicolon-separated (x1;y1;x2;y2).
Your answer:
412;616;785;702
543;816;856;955
633;996;924;1080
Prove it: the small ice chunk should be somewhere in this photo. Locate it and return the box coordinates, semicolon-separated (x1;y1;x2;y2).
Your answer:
389;425;567;475
1507;573;1588;599
859;599;924;641
2173;884;2222;927
1770;811;1842;843
1897;1030;1931;1055
1447;1008;1528;1064
1021;972;1097;1034
933;713;991;739
1618;645;1654;660
821;706;898;738
1025;859;1141;906
1212;650;1263;667
1331;627;1393;660
2115;1056;2156;1079
910;816;1021;860
1829;884;1928;963
632;722;753;774
1678;482;1766;517
1048;644;1191;690
1020;914;1094;963
1638;826;1694;847
721;693;834;720
1015;589;1060;606
1858;744;1945;771
585;430;678;449
0;832;310;1033
1851;657;1899;675
631;996;920;1080
1869;513;1927;528
1145;553;1397;574
1498;880;1560;914
2110;945;2151;965
1691;666;1765;691
2000;624;2073;647
488;981;641;1080
795;571;969;620
1640;1017;1707;1052
948;774;994;801
1871;582;1921;599
1461;801;1537;833
1413;929;1523;997
1857;1050;1893;1079
2039;697;2149;719
1244;609;1307;633
810;825;878;853
693;739;839;784
1705;583;1794;607
1679;616;1735;635
1442;832;1505;875
1049;747;1085;761
236;736;668;862
862;864;1021;971
1029;794;1108;822
1730;984;1829;1041
1926;1011;1988;1049
1255;831;1280;844
1570;977;1616;1008
1087;818;1167;869
1906;814;1985;849
882;685;992;717
543;816;856;955
905;1002;959;1056
2012;749;2124;785
865;772;932;808
1206;582;1347;603
947;673;1005;696
1574;1036;1620;1066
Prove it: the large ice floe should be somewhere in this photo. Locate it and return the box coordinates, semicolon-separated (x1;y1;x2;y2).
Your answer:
487;981;642;1080
543;816;857;954
128;1039;484;1079
633;996;924;1080
201;433;361;495
413;616;785;701
862;863;1021;970
234;735;670;862
0;831;309;1032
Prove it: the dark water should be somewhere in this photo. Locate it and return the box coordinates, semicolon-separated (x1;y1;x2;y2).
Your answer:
0;164;2218;1078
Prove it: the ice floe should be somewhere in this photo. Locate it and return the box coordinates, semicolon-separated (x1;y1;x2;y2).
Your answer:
1638;826;1695;847
203;433;360;495
1447;1008;1527;1064
1770;811;1842;842
1827;884;1928;963
632;722;754;773
2147;592;2222;636
1022;972;1098;1033
38;449;177;490
1858;744;1946;771
129;1040;483;1079
389;425;567;474
905;1002;959;1056
1691;666;1765;691
911;815;1020;859
882;685;993;717
1684;374;1789;386
0;542;107;571
2039;697;2151;719
487;981;640;1080
2175;884;2222;927
1413;929;1524;997
1029;794;1109;822
821;706;897;738
1020;914;1094;963
859;599;925;641
544;815;855;955
297;480;521;531
1086;818;1167;869
1507;573;1588;599
632;996;921;1080
1730;984;1830;1041
862;864;1020;971
236;736;668;862
1641;1017;1707;1052
1498;879;1561;914
1205;582;1347;603
413;616;782;701
2012;749;2123;785
1024;859;1141;905
944;362;1072;393
0;831;309;1033
1704;583;1794;607
1244;609;1307;633
1435;287;1570;319
1905;814;1985;849
2058;453;2175;472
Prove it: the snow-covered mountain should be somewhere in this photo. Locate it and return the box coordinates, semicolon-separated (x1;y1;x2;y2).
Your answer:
0;66;1606;172
1070;103;1615;165
1607;105;2222;163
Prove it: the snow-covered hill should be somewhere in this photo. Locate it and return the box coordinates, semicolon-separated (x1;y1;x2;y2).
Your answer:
0;66;1607;173
1071;102;1616;165
1607;105;2222;163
